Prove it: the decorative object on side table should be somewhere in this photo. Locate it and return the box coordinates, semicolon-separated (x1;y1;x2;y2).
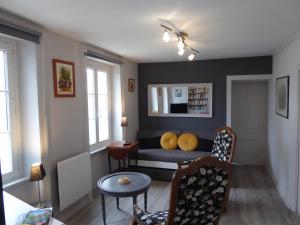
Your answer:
107;141;139;173
276;76;289;118
121;116;128;142
53;58;75;97
30;163;46;208
128;79;135;92
118;176;130;184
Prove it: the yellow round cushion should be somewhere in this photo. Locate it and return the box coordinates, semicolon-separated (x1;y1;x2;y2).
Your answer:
178;133;198;151
160;132;178;150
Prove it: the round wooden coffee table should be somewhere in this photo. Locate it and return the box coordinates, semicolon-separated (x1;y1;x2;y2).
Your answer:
97;172;151;225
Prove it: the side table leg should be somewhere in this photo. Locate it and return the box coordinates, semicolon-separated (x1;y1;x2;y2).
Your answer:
133;196;137;215
144;191;147;212
107;153;111;173
116;197;120;209
101;194;106;225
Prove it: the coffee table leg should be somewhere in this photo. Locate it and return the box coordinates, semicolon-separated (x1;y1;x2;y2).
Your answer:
144;191;147;212
101;194;106;225
116;197;120;209
107;153;111;173
133;196;137;214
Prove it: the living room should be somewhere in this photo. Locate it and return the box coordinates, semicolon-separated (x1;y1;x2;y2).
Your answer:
0;1;300;225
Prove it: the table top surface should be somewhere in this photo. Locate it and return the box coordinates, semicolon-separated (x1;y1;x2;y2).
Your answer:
3;192;64;225
97;172;151;195
107;141;139;149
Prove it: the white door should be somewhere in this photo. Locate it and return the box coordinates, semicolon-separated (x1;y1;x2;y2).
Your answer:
231;81;267;165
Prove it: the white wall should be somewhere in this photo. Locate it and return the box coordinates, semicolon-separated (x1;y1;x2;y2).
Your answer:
121;60;139;142
0;12;139;221
268;33;300;214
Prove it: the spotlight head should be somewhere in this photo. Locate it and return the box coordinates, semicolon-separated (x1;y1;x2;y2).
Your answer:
178;48;185;56
163;30;170;42
188;53;195;61
177;38;185;50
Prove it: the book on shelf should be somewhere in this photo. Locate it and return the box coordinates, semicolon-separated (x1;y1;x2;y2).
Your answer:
16;207;53;225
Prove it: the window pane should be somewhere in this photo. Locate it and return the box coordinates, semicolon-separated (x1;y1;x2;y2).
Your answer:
88;119;96;145
98;118;109;141
0;92;9;132
86;68;94;94
0;133;13;174
98;94;108;118
87;94;96;119
0;51;5;91
97;71;107;94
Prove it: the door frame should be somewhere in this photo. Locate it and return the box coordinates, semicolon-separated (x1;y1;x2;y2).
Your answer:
226;74;272;127
297;66;300;214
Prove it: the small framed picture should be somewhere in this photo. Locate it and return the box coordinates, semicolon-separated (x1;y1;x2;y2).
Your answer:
175;89;182;97
53;59;75;97
128;79;135;92
276;76;289;118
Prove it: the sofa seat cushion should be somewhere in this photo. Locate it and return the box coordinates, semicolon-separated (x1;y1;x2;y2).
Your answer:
135;149;211;163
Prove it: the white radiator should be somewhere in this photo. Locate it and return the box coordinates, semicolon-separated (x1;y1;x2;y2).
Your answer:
57;152;92;211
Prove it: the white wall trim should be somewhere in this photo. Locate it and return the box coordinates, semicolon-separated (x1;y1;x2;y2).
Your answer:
226;74;272;127
296;64;300;213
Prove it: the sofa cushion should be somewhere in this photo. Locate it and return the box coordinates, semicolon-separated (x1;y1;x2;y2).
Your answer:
135;149;210;163
140;137;161;149
178;133;198;151
160;132;178;150
197;137;214;152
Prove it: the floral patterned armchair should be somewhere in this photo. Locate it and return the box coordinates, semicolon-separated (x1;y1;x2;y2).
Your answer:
211;126;237;163
133;156;232;225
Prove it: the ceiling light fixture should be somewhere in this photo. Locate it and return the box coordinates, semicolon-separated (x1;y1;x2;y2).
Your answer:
163;30;170;42
178;48;185;56
160;24;199;61
188;53;195;61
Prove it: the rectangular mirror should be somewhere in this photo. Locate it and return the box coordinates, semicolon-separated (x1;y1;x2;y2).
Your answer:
148;83;213;118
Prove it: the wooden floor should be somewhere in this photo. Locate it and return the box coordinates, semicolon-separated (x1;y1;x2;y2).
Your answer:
66;166;300;225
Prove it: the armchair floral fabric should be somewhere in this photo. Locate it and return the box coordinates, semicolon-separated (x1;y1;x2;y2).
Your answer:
134;163;229;225
173;166;228;225
211;129;233;162
134;206;168;225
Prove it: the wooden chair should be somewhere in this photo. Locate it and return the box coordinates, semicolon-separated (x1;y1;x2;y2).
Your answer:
133;156;232;225
211;126;237;163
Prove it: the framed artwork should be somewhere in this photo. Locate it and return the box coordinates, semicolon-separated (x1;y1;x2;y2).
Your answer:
128;79;135;92
276;76;289;118
53;59;75;97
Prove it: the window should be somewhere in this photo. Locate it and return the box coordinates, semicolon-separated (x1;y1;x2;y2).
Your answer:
0;40;20;183
86;61;111;151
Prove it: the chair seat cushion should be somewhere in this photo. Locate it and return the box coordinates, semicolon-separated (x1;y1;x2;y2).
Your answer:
134;205;168;225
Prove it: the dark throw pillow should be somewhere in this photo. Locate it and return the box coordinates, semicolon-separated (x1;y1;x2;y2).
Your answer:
139;136;162;149
197;137;214;152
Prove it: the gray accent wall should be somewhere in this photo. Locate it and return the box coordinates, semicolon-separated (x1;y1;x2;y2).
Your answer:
138;56;272;131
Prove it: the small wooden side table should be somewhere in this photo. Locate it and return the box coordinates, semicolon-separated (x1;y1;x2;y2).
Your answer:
107;141;139;173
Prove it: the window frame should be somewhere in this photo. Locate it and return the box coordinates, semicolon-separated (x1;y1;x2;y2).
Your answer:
0;37;22;184
85;59;112;152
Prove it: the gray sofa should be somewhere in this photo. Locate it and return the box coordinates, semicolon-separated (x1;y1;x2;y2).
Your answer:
129;129;215;164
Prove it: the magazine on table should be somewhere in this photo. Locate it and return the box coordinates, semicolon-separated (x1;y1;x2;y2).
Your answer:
15;207;53;225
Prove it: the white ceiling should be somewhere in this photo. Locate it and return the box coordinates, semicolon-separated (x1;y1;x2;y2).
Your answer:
1;0;300;63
